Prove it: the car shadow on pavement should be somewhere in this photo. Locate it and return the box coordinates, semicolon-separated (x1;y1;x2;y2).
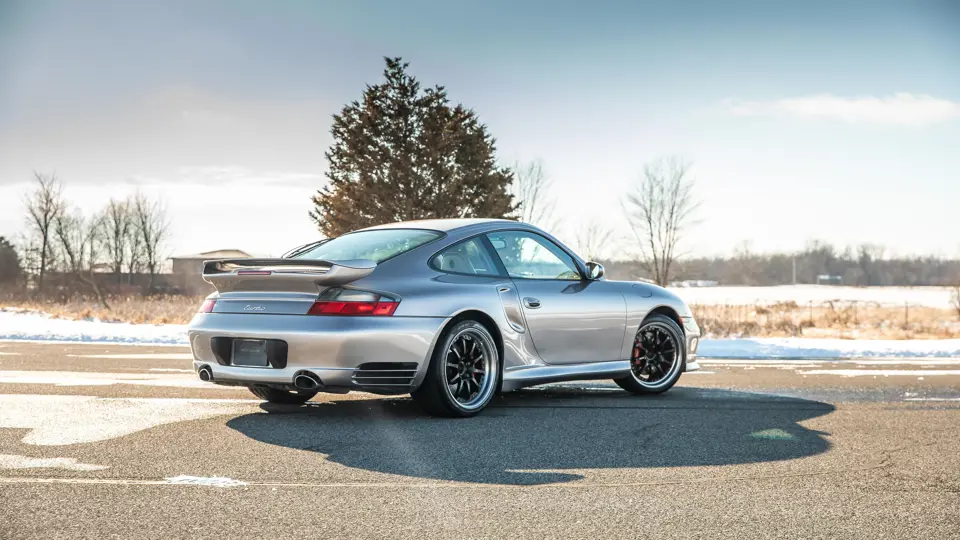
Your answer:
226;386;835;486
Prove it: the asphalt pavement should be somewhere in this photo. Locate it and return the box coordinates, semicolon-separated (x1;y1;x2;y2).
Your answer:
0;342;958;539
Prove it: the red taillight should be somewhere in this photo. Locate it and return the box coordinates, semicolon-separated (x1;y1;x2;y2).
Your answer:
307;287;399;316
307;300;399;316
199;299;216;313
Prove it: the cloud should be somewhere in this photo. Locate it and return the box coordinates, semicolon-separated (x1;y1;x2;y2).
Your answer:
722;93;960;126
126;166;323;188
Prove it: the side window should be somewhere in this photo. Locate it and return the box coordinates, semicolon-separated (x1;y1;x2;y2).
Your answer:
430;238;501;276
486;231;582;280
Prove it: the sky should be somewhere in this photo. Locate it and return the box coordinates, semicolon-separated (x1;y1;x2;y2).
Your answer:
0;0;958;259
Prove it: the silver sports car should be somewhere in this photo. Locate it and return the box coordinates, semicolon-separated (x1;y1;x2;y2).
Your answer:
188;219;701;417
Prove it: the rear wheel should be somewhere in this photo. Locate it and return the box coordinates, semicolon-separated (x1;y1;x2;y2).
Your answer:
248;385;317;405
411;319;500;417
614;314;685;395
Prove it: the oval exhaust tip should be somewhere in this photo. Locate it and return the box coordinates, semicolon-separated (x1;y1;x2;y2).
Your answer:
293;372;320;391
198;366;213;382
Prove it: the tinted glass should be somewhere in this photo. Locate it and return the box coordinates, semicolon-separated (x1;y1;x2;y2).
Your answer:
294;229;441;263
431;238;501;276
486;231;581;280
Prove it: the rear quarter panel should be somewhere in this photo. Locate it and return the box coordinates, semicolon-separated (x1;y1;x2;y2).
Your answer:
350;268;543;371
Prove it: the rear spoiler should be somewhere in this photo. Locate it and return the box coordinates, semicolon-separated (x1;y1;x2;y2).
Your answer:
201;258;377;294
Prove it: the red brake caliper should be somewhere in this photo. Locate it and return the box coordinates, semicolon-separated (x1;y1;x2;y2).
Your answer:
633;338;645;368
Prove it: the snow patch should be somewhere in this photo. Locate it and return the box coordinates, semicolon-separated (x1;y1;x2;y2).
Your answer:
0;454;108;471
797;369;960;377
0;395;253;445
68;353;193;360
699;338;960;359
4;306;960;361
749;429;796;441
0;310;187;345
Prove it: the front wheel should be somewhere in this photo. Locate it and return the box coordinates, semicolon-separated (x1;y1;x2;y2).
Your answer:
248;385;317;404
614;314;686;395
411;320;501;417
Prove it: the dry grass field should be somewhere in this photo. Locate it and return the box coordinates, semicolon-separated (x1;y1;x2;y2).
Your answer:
2;295;205;325
2;293;958;339
692;301;960;339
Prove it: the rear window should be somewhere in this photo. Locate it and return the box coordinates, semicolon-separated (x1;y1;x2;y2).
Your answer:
293;229;441;263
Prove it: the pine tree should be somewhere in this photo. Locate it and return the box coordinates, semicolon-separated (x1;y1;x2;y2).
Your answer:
0;236;23;285
310;57;516;237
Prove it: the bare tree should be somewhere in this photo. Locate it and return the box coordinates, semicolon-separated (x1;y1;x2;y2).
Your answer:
131;192;169;290
622;156;699;286
55;210;110;308
512;160;556;229
952;280;960;321
575;222;613;261
22;172;65;294
101;198;132;283
126;222;145;284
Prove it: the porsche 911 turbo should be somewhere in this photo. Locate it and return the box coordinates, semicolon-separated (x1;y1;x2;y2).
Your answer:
187;218;701;417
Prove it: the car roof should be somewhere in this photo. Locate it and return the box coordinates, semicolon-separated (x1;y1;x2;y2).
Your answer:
360;218;519;233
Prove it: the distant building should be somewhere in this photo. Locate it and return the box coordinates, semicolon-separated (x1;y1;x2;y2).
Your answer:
170;249;253;294
816;274;844;285
670;280;719;288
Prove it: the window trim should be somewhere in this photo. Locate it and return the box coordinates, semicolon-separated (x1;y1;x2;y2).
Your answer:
428;235;509;278
293;228;446;265
484;229;585;282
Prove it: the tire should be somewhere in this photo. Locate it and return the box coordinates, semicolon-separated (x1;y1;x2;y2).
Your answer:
614;313;686;395
411;319;501;418
248;385;317;405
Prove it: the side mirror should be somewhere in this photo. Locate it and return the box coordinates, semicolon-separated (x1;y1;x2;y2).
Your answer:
585;261;605;280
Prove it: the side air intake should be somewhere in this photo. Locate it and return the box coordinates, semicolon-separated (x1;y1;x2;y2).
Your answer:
351;362;419;387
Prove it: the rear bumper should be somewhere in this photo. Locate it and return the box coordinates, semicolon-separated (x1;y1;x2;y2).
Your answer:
187;313;448;390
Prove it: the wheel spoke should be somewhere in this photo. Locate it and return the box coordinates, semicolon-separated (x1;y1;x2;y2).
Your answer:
630;324;680;384
443;329;497;407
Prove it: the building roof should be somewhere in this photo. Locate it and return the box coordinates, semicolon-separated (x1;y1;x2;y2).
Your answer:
170;249;253;260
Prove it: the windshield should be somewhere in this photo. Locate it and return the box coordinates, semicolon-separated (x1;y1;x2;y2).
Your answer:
293;229;441;263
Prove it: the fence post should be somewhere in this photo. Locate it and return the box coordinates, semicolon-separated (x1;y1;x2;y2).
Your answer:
904;302;909;329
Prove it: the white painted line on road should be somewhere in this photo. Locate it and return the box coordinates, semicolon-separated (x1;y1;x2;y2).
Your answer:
702;358;960;366
0;352;21;356
797;369;960;377
0;394;256;445
0;370;239;389
0;454;107;471
68;353;194;360
0;339;188;347
164;475;248;488
149;368;196;373
701;359;826;365
0;461;890;489
684;371;716;375
904;397;960;402
851;359;960;366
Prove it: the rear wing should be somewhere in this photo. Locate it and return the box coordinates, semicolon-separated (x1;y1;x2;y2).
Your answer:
201;258;377;294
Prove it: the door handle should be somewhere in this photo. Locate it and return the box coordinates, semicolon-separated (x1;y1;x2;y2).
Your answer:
523;297;541;309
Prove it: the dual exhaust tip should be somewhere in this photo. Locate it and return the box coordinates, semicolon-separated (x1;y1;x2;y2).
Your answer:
197;365;321;392
198;365;213;382
293;371;322;391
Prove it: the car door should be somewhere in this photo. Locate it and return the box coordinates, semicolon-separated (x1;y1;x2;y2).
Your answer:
485;230;626;365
